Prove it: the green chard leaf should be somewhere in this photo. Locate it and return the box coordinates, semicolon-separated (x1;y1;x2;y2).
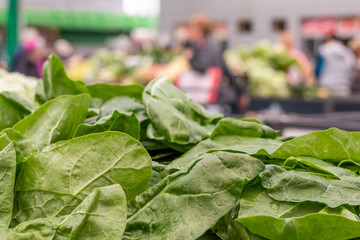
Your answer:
0;92;33;131
260;164;360;208
148;161;176;188
125;151;264;240
0;218;57;240
1;185;127;240
55;184;127;239
236;185;360;240
37;54;89;103
14;132;152;223
0;133;16;230
87;83;144;102
212;202;266;240
100;96;148;123
283;156;356;179
210;117;278;140
12;94;90;150
338;159;360;173
143;77;222;151
170;137;282;168
73;110;140;140
1;128;38;161
271;128;360;162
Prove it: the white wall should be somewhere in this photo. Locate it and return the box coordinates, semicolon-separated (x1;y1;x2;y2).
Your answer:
0;0;160;15
159;0;360;48
0;0;124;13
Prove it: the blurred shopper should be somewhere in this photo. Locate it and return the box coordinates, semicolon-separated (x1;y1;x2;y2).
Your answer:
12;37;45;78
316;36;356;97
176;14;246;112
54;39;74;62
349;37;360;92
280;31;313;85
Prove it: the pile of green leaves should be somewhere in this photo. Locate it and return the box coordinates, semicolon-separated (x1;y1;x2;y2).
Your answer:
225;41;299;98
1;55;360;240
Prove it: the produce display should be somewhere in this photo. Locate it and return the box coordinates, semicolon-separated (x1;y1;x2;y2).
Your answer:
1;55;360;239
225;41;300;98
0;70;38;103
66;48;187;84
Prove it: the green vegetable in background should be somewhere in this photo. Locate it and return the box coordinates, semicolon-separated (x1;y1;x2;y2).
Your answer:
225;42;297;99
0;70;38;103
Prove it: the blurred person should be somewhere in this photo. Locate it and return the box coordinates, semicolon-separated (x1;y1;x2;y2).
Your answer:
348;37;360;92
316;35;356;97
12;37;45;78
177;13;247;112
213;23;229;53
0;32;7;69
54;39;74;62
280;31;313;85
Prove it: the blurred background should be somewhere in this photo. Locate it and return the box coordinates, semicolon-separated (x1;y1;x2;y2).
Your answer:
1;0;360;135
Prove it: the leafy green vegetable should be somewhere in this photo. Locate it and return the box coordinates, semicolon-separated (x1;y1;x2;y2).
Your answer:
73;110;140;139
210;118;278;139
140;139;169;151
170;137;282;168
145;122;165;142
1;128;37;161
3;56;360;239
101;96;148;123
0;134;16;230
283;156;356;179
0;92;32;131
272;128;360;162
125;151;264;239
143;77;222;151
38;54;89;103
0;69;38;103
14;132;152;223
12;94;90;150
55;184;127;239
260;165;360;207
1;185;127;240
0;218;56;239
338;159;360;173
236;185;360;240
225;42;297;98
197;231;222;240
148;161;173;188
212;202;265;240
87;83;144;102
